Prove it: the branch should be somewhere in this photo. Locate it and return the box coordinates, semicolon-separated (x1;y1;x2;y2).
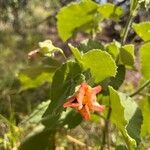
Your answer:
67;135;92;149
130;80;150;97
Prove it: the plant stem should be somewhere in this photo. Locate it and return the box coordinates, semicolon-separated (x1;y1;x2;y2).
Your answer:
121;3;138;45
62;52;67;60
101;102;111;150
130;80;150;97
121;14;133;45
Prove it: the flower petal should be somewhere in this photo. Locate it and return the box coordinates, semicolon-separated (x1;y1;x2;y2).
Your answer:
92;85;102;94
92;102;105;112
78;105;90;120
76;83;87;109
63;96;76;108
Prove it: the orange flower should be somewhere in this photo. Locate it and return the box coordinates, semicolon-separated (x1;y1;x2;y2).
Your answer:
63;82;105;120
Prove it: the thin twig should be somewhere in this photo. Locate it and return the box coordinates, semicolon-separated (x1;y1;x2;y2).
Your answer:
67;135;92;149
130;80;150;97
139;93;150;97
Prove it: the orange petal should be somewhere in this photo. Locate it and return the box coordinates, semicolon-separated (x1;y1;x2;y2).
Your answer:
92;85;102;94
78;105;90;120
63;96;76;108
76;83;87;109
85;89;93;107
92;102;105;112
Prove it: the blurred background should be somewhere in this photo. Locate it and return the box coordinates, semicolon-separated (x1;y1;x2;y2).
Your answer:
0;0;150;149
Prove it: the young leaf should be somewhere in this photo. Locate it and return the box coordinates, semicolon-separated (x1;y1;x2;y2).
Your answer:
133;22;150;41
140;42;150;79
119;44;135;67
98;3;124;21
39;40;63;56
78;39;104;53
57;0;99;41
68;44;82;62
82;50;117;83
105;40;120;60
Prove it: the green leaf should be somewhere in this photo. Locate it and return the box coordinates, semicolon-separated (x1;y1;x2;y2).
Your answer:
68;44;82;61
121;129;137;150
109;87;143;148
39;40;63;56
116;145;127;150
105;40;120;60
120;44;135;67
126;107;143;144
120;93;142;144
57;0;99;41
140;98;150;137
133;22;150;41
42;61;83;128
19;126;55;150
78;39;104;53
109;65;125;89
109;87;136;148
61;108;82;129
21;100;50;125
82;50;117;83
18;66;56;90
140;42;150;79
98;3;124;21
109;86;126;128
41;57;61;67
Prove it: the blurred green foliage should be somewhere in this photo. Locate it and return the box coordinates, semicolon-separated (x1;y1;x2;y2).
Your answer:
0;0;150;150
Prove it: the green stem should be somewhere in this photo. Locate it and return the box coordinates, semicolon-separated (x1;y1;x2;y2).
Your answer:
121;14;133;45
130;80;150;97
121;3;138;45
101;100;111;150
58;48;67;60
61;52;67;60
